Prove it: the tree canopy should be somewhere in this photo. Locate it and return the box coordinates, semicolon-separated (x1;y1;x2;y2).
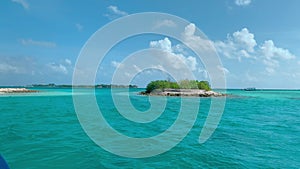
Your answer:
146;80;211;93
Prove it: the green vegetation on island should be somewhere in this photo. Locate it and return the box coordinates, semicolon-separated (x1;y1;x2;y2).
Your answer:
141;80;224;97
145;80;211;93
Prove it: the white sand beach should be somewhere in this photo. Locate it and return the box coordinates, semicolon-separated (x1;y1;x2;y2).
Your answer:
0;88;38;93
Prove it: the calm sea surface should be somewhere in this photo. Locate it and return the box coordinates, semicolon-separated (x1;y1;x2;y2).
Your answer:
0;88;299;168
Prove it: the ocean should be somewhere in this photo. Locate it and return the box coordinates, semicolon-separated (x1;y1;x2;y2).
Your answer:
0;88;299;168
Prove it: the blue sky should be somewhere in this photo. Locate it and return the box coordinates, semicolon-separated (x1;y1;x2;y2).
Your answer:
1;0;300;88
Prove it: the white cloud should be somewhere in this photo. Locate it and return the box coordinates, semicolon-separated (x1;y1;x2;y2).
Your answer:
150;37;172;53
104;5;128;20
233;28;257;52
215;27;297;75
172;44;187;54
75;23;83;31
235;0;251;6
111;61;122;68
184;23;196;37
182;23;214;52
185;56;197;71
217;65;230;74
107;5;127;16
20;39;56;48
11;0;29;10
260;40;295;60
48;63;68;74
259;40;295;74
149;37;198;71
214;40;237;59
262;59;279;68
153;19;176;29
65;59;72;65
215;28;256;60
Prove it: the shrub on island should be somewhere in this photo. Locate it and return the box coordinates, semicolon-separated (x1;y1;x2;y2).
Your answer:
145;80;211;93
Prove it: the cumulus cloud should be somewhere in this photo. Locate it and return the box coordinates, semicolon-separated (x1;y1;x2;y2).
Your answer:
215;28;257;61
105;5;128;19
11;0;29;10
214;39;236;59
235;0;251;6
215;27;297;75
184;23;196;37
150;37;198;71
260;40;295;74
148;24;228;80
172;44;187;55
233;28;257;52
110;23;229;83
182;23;214;52
215;29;296;63
150;37;172;53
262;58;279;68
260;40;296;60
20;39;56;48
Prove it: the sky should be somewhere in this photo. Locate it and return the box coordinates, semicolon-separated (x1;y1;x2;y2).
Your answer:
1;0;300;88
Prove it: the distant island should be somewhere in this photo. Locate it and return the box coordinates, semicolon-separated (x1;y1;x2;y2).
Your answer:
30;83;138;88
0;84;138;94
243;87;256;91
140;80;225;97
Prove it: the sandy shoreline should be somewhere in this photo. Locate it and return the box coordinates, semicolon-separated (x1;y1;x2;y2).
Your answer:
140;89;225;97
0;88;38;94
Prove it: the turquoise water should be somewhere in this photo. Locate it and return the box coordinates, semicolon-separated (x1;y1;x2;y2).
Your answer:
0;88;299;168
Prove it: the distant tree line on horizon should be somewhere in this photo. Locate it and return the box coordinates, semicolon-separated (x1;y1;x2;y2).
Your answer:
146;80;211;93
31;83;138;88
96;84;138;88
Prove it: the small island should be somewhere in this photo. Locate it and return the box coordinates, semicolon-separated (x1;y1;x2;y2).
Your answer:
140;80;225;97
0;88;38;94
